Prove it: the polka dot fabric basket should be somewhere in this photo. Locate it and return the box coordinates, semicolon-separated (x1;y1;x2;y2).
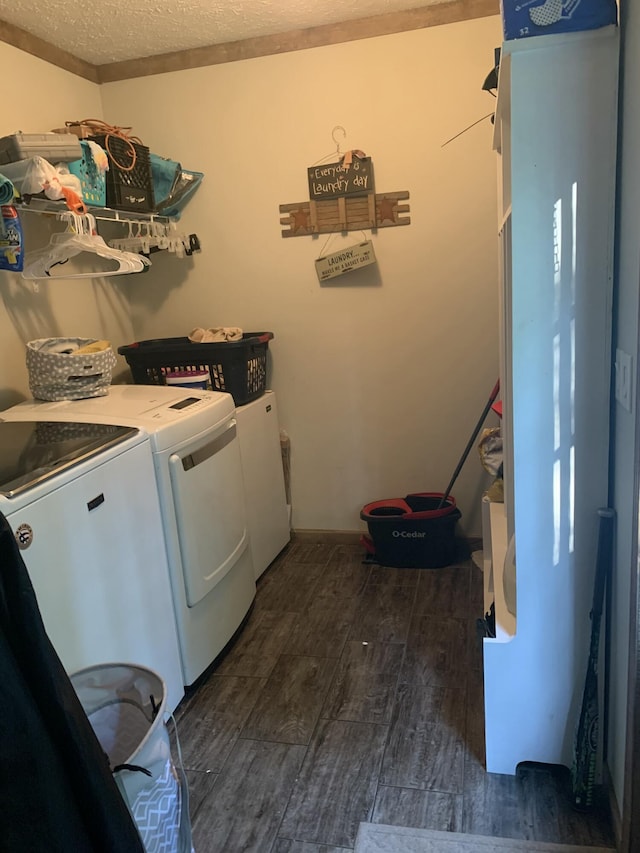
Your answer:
26;337;117;401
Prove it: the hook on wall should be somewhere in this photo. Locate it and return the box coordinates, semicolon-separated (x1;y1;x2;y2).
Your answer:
332;126;347;156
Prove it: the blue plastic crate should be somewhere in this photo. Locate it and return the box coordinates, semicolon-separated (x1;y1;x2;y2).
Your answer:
500;0;617;41
67;140;106;207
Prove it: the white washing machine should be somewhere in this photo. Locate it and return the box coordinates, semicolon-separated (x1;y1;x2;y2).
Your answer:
1;385;256;686
235;391;290;579
0;420;185;712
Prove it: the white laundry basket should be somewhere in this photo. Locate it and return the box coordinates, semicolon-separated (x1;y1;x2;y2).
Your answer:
70;664;194;853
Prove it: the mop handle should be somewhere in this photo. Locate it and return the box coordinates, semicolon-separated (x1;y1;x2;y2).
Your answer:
438;379;500;509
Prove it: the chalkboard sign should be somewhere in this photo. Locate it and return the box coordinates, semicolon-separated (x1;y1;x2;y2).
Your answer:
308;157;374;201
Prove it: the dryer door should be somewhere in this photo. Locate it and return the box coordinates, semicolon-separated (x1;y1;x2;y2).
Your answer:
169;418;250;607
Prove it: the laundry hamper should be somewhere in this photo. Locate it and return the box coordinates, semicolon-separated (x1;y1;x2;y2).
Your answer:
70;664;194;853
118;332;273;405
26;337;116;401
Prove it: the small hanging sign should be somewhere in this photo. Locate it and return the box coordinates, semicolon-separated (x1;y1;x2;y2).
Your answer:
315;240;376;282
307;155;374;201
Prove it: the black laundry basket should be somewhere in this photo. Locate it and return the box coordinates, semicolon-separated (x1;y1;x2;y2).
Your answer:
360;492;462;569
118;332;273;405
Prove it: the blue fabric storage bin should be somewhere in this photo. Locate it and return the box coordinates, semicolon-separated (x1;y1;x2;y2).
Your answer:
159;169;204;220
500;0;617;41
150;153;181;209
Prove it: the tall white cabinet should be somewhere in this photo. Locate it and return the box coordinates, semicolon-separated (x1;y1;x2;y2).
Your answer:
235;391;290;580
483;25;619;775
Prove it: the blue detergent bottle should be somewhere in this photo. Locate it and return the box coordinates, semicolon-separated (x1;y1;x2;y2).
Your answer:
0;205;24;271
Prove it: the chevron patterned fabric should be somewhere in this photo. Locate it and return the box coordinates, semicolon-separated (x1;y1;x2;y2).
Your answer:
131;759;181;853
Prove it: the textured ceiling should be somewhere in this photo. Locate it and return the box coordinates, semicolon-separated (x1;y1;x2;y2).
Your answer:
1;0;448;65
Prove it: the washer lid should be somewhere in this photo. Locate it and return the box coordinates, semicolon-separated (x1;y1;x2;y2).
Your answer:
0;421;138;498
1;385;236;450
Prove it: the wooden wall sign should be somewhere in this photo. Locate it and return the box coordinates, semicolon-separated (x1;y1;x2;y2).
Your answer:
280;149;410;238
307;157;374;200
280;191;410;237
315;240;377;282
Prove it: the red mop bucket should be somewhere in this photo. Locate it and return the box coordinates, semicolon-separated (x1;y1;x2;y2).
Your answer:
360;492;461;569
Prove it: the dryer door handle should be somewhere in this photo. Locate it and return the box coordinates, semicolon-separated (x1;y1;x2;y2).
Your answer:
181;420;237;471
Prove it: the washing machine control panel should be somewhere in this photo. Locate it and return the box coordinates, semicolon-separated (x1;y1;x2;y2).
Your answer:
146;392;234;423
170;397;201;410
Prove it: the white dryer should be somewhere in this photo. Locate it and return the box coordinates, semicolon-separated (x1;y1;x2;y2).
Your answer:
235;391;290;579
0;420;185;712
1;385;256;686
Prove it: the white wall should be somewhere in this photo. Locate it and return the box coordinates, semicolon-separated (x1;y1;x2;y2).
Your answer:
609;1;639;825
101;15;503;534
0;42;135;412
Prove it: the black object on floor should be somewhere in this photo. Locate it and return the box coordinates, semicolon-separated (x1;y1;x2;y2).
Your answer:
360;492;462;568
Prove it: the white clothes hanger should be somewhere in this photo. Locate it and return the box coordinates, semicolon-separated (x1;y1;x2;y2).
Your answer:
21;212;150;280
108;219;190;258
22;245;150;280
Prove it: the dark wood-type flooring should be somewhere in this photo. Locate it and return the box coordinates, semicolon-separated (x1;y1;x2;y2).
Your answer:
173;537;615;852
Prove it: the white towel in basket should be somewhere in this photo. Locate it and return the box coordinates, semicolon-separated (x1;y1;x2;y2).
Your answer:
189;326;242;343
